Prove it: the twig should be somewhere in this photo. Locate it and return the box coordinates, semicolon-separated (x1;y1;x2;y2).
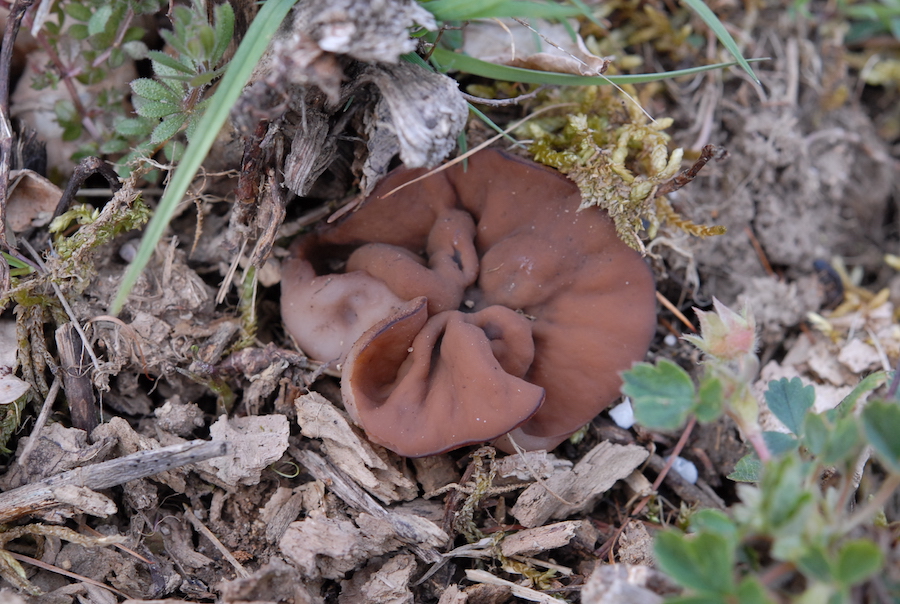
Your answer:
654;144;728;198
182;504;250;578
655;291;697;333
0;0;36;248
53;156;123;219
9;551;130;599
19;374;61;467
0;439;229;523
461;87;545;107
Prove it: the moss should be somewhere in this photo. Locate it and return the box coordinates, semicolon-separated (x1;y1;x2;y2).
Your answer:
526;86;724;251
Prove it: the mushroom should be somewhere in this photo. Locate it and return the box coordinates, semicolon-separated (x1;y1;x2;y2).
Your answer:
281;149;656;456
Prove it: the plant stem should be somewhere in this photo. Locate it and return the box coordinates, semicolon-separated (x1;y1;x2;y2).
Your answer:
844;473;900;533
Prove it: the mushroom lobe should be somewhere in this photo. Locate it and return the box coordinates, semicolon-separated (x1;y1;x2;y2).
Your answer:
342;297;545;457
281;149;657;456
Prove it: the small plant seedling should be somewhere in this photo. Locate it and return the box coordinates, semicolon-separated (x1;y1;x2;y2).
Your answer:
623;299;899;602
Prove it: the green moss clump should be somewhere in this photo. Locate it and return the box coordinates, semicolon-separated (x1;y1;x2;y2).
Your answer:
526;86;723;251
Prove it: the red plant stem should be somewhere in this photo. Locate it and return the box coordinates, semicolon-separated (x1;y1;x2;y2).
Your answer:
631;415;698;518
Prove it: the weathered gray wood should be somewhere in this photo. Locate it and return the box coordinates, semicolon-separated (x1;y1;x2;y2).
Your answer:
56;322;97;432
0;439;229;523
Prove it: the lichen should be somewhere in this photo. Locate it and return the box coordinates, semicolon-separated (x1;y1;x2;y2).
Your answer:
525;86;724;251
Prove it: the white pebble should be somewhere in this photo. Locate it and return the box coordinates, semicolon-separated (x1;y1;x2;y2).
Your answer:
666;456;698;484
664;334;678;347
609;398;635;429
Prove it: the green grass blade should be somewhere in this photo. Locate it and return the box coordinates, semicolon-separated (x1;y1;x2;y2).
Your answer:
110;0;298;315
679;0;759;83
421;0;583;21
430;46;766;85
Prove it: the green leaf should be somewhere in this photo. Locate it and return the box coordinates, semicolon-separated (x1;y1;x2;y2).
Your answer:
728;454;761;482
623;359;696;430
765;377;815;435
762;430;798;456
861;400;900;473
421;0;583;21
654;531;735;594
795;544;833;582
428;47;768;85
834;539;884;585
131;78;182;104
68;23;89;40
111;0;300;314
148;50;195;75
65;2;92;21
695;376;724;422
115;116;155;138
123;40;150;60
151;112;187;144
133;97;179;119
689;509;737;539
211;1;236;64
735;577;773;604
827;370;889;421
88;4;113;36
821;416;861;466
678;0;759;83
802;412;829;457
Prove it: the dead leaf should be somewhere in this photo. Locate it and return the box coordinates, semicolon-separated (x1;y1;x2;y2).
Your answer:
203;414;289;487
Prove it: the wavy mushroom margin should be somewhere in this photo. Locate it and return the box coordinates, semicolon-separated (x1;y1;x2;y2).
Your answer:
281;149;657;457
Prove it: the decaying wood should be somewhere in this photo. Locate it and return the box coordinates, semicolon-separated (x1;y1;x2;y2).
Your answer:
499;520;596;558
295;392;417;504
581;563;680;604
55;322;98;433
511;441;649;528
291;448;447;563
0;439;229;523
338;552;416;604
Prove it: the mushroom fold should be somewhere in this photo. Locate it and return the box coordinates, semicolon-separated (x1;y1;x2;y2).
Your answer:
282;149;657;456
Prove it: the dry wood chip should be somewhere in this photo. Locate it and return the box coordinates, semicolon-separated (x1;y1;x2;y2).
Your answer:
581;563;681;604
92;417;189;493
499;520;594;558
616;520;655;566
511;441;649;528
50;484;117;518
494;451;572;483
339;552;417;604
465;569;558;604
295;392;417;503
202;414;289;487
280;510;402;580
219;557;320;604
437;585;468;604
259;486;307;543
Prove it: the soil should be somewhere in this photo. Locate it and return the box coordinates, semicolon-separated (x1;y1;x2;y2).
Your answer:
0;0;898;603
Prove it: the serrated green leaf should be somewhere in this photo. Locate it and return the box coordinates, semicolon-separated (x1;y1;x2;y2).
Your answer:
133;97;179;119
131;78;182;104
765;377;815;435
111;0;300;314
728;454;761;482
151;112;187;144
623;359;696;430
115;116;155;137
834;539;884;585
654;530;735;594
65;2;92;21
100;138;129;154
212;1;236;63
148;50;195;75
695;376;724;422
88;4;113;36
861;400;900;473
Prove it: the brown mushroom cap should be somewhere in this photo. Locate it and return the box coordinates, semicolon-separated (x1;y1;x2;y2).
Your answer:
281;149;656;456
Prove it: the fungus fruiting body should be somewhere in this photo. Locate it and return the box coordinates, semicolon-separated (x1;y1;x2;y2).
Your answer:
281;149;657;457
